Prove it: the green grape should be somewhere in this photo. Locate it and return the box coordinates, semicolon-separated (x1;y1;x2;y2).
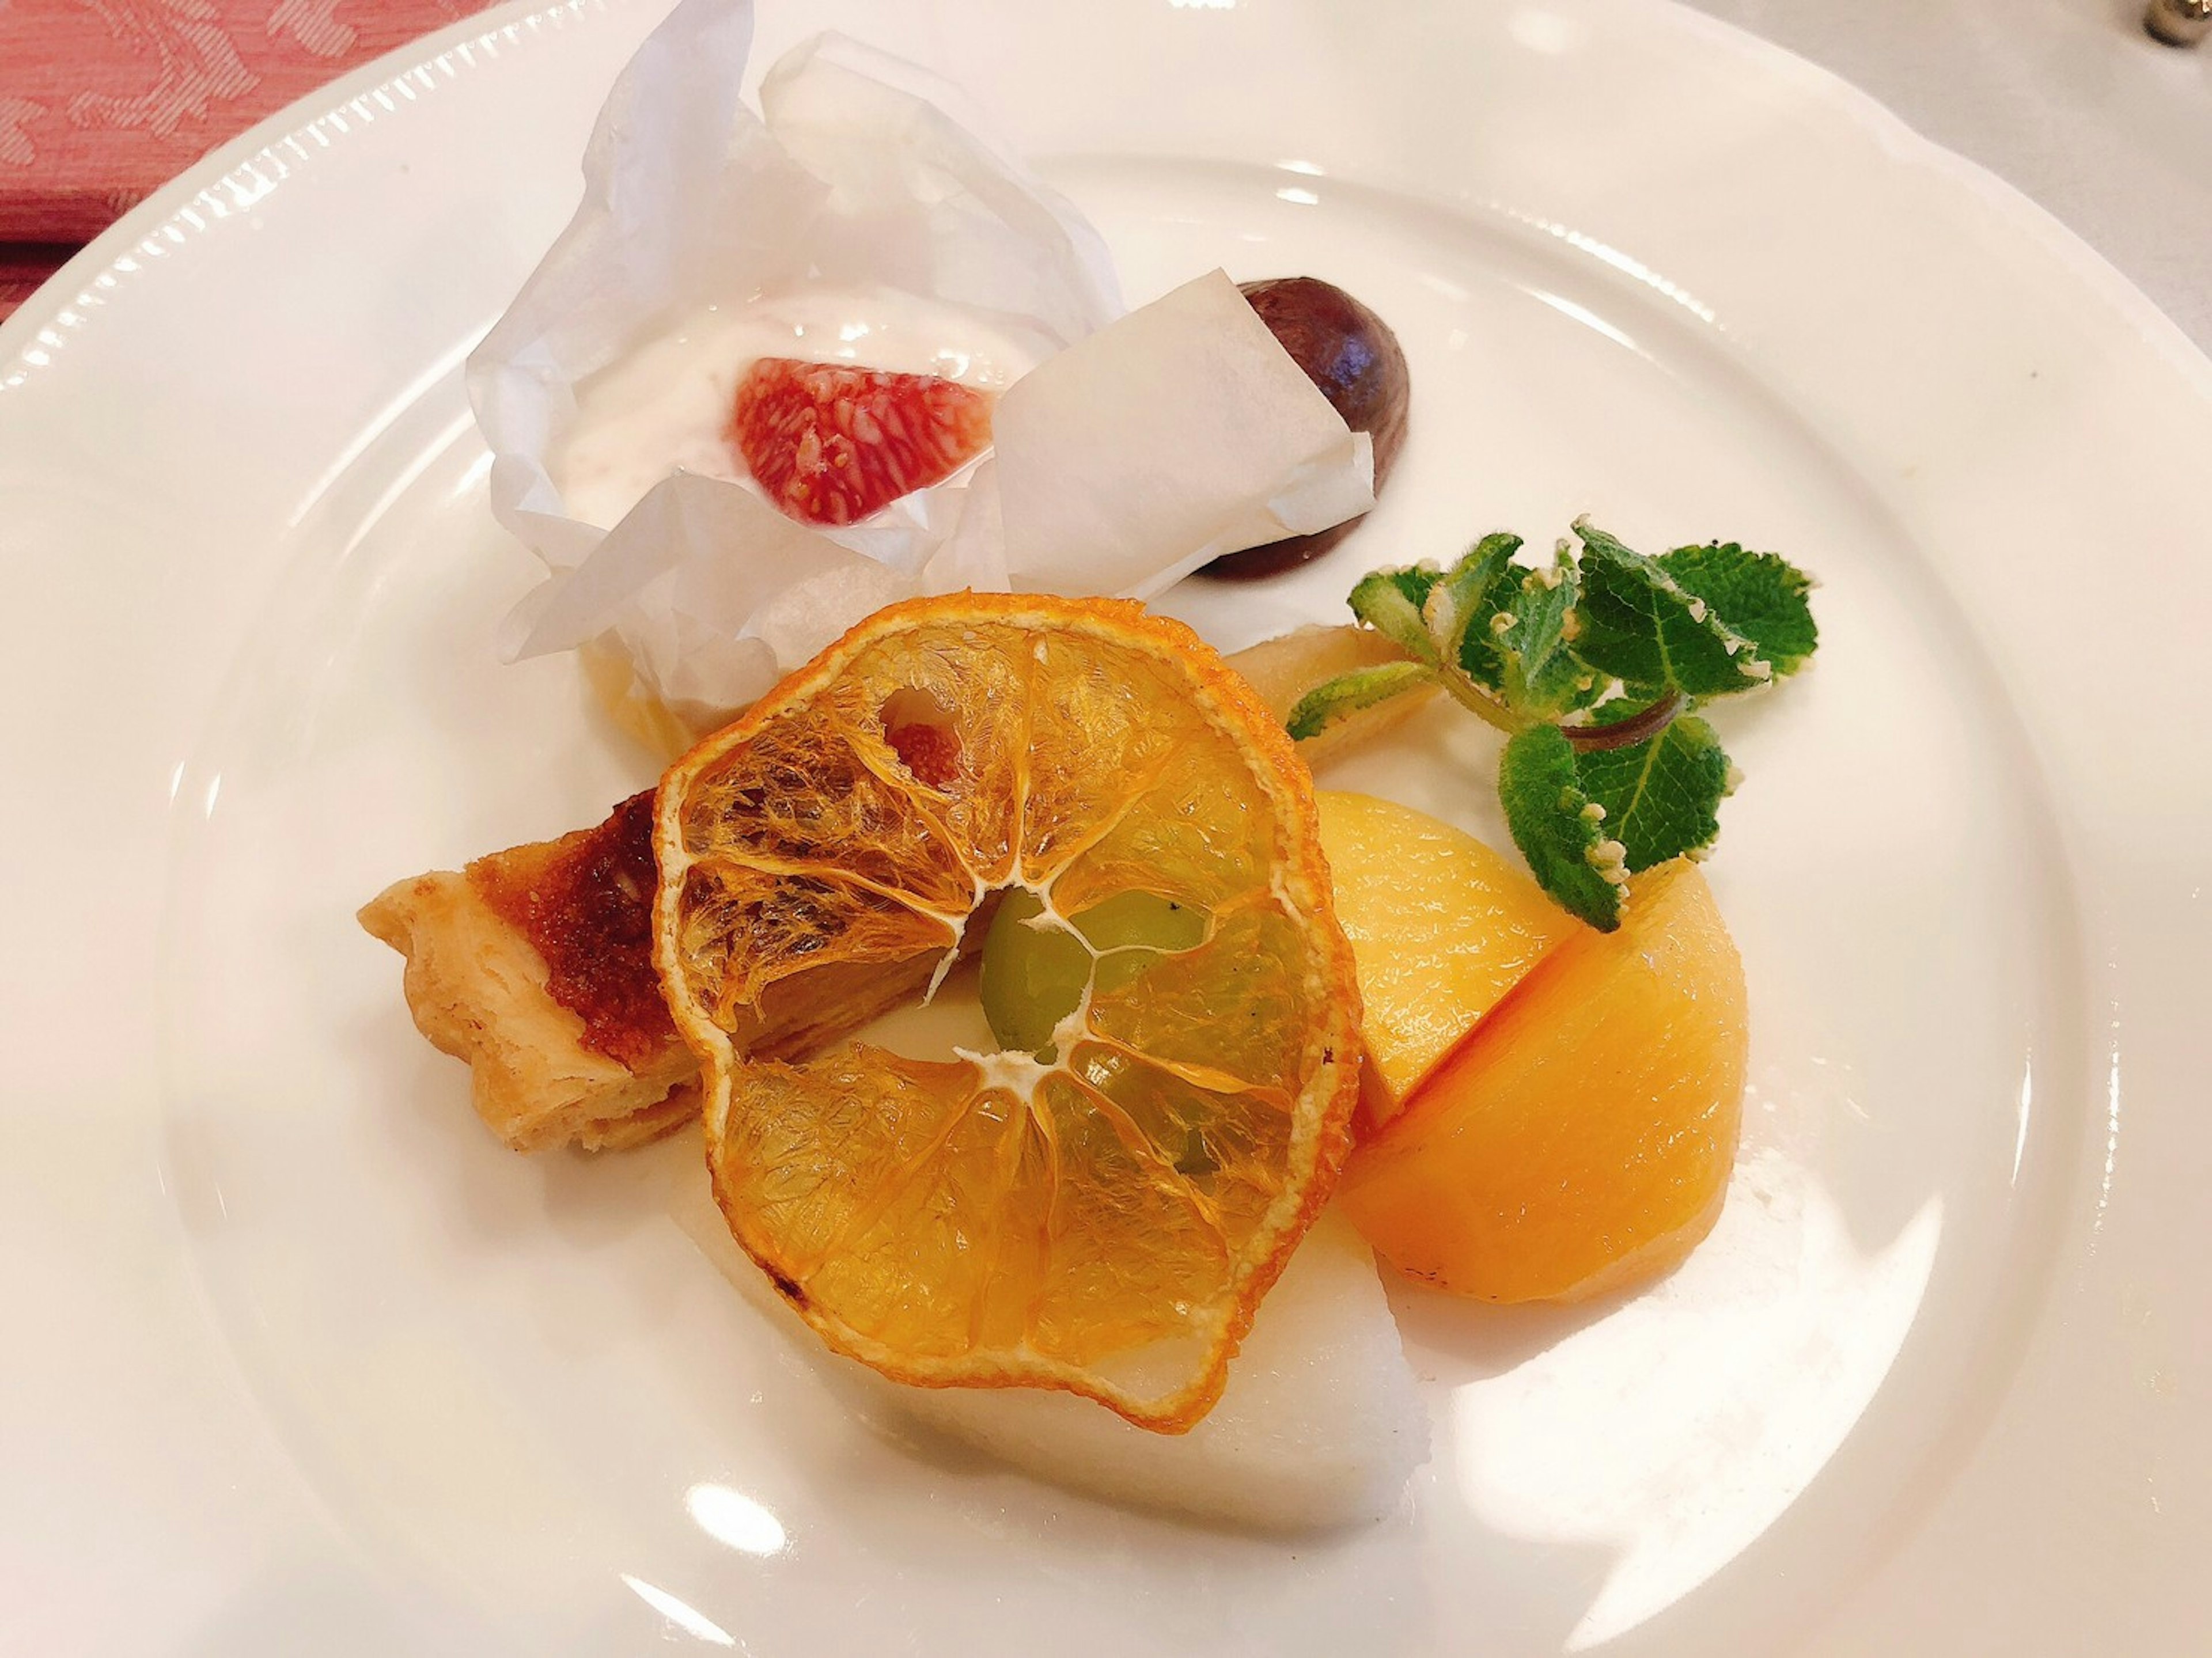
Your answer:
978;890;1089;1058
978;889;1210;1058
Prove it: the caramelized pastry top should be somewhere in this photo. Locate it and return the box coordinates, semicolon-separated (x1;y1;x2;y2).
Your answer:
470;790;675;1070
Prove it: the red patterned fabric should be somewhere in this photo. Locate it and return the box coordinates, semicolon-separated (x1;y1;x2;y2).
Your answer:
1;0;498;317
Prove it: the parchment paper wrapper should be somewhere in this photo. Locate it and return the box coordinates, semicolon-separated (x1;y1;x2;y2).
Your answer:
468;0;1372;737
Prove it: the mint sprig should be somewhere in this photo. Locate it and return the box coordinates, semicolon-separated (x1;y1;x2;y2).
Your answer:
1287;519;1817;930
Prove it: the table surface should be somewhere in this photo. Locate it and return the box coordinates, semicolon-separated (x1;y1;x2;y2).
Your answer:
0;0;498;312
1687;0;2212;354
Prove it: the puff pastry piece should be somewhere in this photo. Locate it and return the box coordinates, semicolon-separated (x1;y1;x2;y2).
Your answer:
361;790;956;1153
358;792;698;1152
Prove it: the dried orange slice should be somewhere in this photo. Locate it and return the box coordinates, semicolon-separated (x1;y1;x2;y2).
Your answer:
652;594;1361;1432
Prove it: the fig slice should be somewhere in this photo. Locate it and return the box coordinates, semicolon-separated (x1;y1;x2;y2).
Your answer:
729;358;994;527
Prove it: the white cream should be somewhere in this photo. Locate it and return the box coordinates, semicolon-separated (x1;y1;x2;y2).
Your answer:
551;286;1042;532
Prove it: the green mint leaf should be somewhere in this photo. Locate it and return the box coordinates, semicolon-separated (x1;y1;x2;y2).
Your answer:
1498;724;1626;931
1427;533;1522;690
1656;542;1818;678
1286;660;1438;742
1571;522;1772;699
1494;559;1599;720
1573;715;1730;871
1346;566;1444;666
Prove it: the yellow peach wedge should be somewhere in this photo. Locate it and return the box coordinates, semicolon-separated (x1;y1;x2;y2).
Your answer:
1315;791;1571;1128
1336;859;1747;1304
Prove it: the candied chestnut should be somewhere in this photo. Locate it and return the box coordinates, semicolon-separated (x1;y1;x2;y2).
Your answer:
1202;276;1411;579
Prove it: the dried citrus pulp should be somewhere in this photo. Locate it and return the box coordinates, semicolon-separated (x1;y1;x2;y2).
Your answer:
652;594;1362;1431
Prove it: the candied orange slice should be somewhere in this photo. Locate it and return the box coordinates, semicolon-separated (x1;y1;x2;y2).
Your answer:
652;594;1362;1431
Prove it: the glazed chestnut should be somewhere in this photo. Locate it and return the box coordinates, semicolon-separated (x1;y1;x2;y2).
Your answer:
1201;276;1411;580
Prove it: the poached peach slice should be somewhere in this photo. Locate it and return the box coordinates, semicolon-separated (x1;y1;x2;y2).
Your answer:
1316;791;1571;1127
1337;859;1747;1303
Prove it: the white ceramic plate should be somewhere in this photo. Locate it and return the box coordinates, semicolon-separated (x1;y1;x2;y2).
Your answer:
5;1;2209;1652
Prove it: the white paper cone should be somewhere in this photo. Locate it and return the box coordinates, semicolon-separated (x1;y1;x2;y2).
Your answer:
465;0;1374;731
